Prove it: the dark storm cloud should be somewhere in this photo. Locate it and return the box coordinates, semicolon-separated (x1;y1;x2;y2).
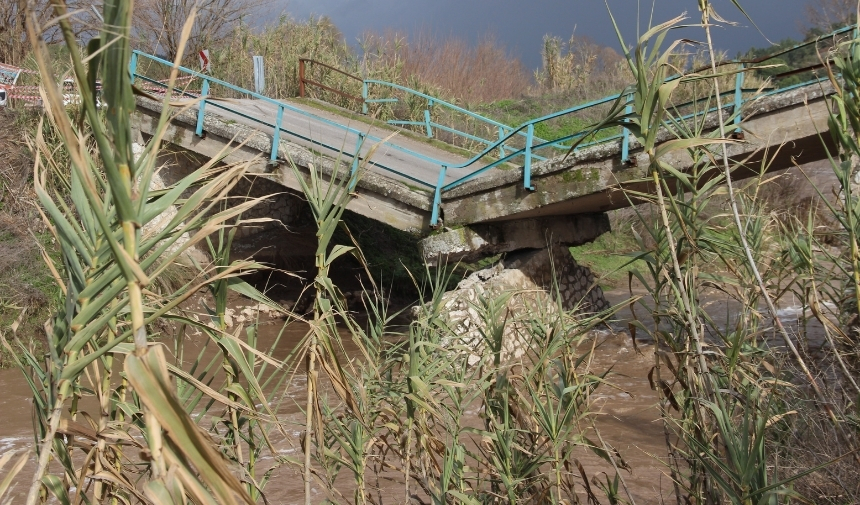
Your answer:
268;0;812;70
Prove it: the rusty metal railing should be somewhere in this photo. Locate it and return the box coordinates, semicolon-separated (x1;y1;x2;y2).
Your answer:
298;58;364;104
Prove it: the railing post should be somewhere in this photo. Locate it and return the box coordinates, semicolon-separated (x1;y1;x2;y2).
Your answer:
424;104;433;138
621;93;633;164
195;78;209;137
523;123;535;191
362;81;368;115
351;132;365;183
129;52;138;85
498;126;506;159
430;165;447;228
733;63;745;138
299;59;305;98
270;104;284;164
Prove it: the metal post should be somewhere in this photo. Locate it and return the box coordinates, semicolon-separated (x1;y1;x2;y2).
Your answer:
299;59;305;98
498;126;506;159
424;107;433;138
523;123;535;191
270;104;284;163
733;63;745;137
195;78;209;137
129;52;138;85
621;93;633;164
430;165;447;227
362;82;368;115
253;55;265;95
351;132;365;178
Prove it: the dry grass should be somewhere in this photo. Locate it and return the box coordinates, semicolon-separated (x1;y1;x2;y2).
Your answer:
360;29;532;105
0;108;54;368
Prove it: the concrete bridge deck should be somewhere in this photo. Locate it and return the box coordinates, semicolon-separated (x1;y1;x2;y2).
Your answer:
134;96;463;232
133;79;834;239
181;97;487;188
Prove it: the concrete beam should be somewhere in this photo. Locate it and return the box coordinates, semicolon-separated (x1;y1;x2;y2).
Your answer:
439;83;837;226
418;214;610;265
132;99;433;233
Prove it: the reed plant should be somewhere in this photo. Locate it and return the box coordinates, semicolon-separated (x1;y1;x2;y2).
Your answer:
293;255;625;503
581;2;860;503
2;1;305;503
14;0;860;503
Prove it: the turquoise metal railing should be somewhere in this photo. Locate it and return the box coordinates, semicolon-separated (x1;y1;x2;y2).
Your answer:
357;24;852;225
362;79;555;164
131;24;854;228
131;50;451;190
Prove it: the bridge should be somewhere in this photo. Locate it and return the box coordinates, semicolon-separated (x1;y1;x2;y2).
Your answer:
123;26;848;268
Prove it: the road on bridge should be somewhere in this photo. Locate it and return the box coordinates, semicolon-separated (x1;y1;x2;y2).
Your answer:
193;97;501;189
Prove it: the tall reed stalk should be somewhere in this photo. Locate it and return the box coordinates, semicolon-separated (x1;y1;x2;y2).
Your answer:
5;1;304;503
584;2;860;502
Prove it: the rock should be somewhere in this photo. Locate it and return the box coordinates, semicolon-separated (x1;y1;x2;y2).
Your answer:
415;245;610;365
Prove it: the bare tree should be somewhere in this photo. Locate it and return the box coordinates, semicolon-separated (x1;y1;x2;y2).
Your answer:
0;0;43;66
0;0;98;66
805;0;857;32
134;0;261;61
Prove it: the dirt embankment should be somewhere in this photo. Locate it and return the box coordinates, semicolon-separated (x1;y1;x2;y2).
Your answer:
0;109;56;365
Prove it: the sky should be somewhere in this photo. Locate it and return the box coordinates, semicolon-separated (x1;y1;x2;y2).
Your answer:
263;0;815;72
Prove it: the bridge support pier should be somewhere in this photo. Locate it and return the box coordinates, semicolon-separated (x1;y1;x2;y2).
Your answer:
418;214;611;313
418;214;610;266
414;217;612;363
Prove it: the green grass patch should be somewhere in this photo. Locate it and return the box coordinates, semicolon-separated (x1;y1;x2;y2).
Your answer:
477;95;622;153
0;227;59;368
569;228;642;289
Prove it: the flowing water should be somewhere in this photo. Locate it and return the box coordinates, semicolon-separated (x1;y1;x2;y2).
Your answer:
0;283;834;503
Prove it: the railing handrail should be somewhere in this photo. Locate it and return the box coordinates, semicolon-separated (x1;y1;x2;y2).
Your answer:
132;50;455;189
362;78;555;153
130;23;854;229
363;79;512;131
399;86;754;172
360;24;855;153
298;58;364;103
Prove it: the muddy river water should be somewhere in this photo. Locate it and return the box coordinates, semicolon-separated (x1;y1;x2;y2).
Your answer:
0;285;829;503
